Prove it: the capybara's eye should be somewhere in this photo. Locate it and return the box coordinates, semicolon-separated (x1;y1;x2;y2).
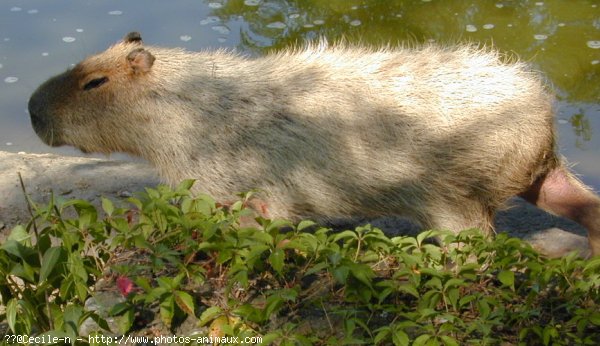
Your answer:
83;77;108;91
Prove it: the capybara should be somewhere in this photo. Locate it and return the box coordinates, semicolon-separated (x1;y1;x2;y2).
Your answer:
28;32;600;256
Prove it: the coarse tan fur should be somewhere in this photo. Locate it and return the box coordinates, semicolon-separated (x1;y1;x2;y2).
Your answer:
29;32;600;256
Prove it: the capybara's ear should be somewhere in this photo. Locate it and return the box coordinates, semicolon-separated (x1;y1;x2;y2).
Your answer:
126;48;155;74
123;32;143;44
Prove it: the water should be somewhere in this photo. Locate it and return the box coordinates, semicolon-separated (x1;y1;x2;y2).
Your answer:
1;0;599;188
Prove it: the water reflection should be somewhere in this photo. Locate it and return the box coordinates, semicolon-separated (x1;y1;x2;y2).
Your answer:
207;0;599;104
0;0;598;185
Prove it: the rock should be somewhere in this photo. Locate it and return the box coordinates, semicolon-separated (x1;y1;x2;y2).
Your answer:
80;291;125;336
527;227;590;258
118;190;133;198
0;150;159;235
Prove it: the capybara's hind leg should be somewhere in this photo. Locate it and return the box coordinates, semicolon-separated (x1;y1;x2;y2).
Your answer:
520;167;600;256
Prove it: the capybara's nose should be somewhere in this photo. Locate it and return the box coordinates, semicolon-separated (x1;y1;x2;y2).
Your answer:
28;88;49;136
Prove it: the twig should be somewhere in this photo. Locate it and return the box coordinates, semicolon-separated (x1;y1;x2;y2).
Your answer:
320;300;334;334
17;172;54;330
17;172;39;242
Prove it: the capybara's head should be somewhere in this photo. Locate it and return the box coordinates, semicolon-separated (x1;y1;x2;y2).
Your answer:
28;32;157;154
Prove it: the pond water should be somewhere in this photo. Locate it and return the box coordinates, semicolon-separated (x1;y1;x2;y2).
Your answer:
1;0;599;187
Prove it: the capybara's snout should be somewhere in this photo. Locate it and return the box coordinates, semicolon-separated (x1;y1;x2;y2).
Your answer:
28;72;76;147
28;88;49;138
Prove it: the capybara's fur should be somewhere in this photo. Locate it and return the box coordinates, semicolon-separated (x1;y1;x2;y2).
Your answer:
29;32;600;256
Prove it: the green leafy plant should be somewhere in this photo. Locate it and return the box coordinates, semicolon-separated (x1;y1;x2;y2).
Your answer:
0;175;111;345
1;179;600;345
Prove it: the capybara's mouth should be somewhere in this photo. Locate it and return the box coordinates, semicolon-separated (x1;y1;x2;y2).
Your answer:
34;127;66;147
77;145;91;154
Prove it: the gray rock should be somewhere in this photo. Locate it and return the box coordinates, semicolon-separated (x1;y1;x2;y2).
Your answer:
0;150;160;234
80;291;125;336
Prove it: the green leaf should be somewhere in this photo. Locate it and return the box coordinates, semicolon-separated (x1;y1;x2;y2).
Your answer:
588;312;600;326
458;294;477;307
7;225;30;243
134;276;152;292
269;248;285;274
542;325;558;345
75;279;89;303
498;270;515;290
247;244;270;266
229;200;244;212
444;278;466;289
84;313;111;336
583;257;600;273
420;268;444;279
199;306;223;326
440;335;459;346
101;197;114;216
39;246;63;283
478;299;491;319
63;304;83;336
156;276;175;290
63;199;98;224
397;283;420;298
172;272;186;288
109;302;132;316
127;197;143;210
6;298;18;333
10;262;36;283
304;261;329;276
413;334;432;346
244;230;273;245
333;265;350;284
68;253;88;282
60;275;75;299
260;333;281;345
232;267;249;287
332;230;358;242
417;230;440;246
424;276;443;290
265;295;285;318
118;308;135;335
374;327;390;345
176;179;196;192
349;263;374;288
160;295;175;327
392;330;409;346
419;291;442;310
174;290;195;315
446;287;460;310
266;219;294;233
144;286;168;303
2;239;37;262
297;220;316;232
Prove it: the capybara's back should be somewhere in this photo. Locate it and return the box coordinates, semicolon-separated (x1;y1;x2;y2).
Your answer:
28;32;600;256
